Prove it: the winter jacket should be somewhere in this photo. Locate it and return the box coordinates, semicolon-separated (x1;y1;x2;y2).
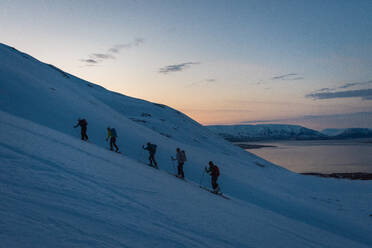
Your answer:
144;144;157;154
176;151;183;163
107;128;118;139
75;119;87;128
176;151;186;163
207;165;219;177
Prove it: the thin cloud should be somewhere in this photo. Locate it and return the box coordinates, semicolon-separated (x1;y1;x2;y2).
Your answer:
239;111;372;124
315;88;331;93
91;53;115;59
109;38;144;53
159;62;200;74
313;80;372;93
81;37;144;66
205;78;216;82
256;73;303;85
308;79;372;101
306;88;372;100
271;73;300;80
80;59;98;64
338;80;372;89
186;78;216;88
291;77;304;80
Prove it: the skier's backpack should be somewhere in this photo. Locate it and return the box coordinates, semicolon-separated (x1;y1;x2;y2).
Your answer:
81;119;88;126
150;144;157;153
111;128;117;137
181;150;187;162
214;165;220;177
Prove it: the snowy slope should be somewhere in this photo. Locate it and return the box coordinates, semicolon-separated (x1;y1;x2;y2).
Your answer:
1;43;372;247
0;44;232;153
2;111;372;248
321;128;346;136
208;124;326;141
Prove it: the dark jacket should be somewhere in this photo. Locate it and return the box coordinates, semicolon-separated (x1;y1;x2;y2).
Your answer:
75;119;87;128
207;165;219;177
144;144;157;154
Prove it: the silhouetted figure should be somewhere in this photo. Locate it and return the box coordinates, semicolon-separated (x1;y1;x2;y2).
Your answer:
74;118;88;141
143;142;158;168
172;148;187;178
106;127;119;152
205;161;220;193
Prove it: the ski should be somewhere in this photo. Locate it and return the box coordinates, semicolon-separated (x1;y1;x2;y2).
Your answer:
164;171;186;180
147;164;159;169
106;148;122;154
172;174;186;181
174;175;185;180
199;186;230;200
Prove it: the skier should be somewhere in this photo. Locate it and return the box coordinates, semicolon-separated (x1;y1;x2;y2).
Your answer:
205;161;220;193
143;142;158;168
171;148;187;178
106;127;119;152
74;118;88;141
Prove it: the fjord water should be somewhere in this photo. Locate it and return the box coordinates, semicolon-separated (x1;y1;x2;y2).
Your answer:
245;139;372;173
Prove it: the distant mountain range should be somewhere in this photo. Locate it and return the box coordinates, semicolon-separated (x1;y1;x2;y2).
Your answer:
207;124;372;142
323;128;372;139
321;128;346;136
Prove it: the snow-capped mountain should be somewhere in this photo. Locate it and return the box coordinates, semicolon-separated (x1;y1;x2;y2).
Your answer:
321;128;346;136
1;43;372;248
207;124;326;141
322;128;372;139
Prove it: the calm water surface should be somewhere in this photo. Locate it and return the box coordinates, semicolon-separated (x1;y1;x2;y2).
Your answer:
244;139;372;173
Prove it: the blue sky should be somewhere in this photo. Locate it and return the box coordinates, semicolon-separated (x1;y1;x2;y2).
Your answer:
1;0;372;129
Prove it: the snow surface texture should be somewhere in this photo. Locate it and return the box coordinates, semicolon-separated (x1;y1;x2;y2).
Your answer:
208;124;326;141
1;43;372;247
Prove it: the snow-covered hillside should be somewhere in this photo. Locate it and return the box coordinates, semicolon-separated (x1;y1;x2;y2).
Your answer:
322;128;372;139
1;43;372;247
321;128;346;136
208;124;326;141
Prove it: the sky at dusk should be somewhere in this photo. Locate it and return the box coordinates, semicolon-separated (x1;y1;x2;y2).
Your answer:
1;0;372;130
